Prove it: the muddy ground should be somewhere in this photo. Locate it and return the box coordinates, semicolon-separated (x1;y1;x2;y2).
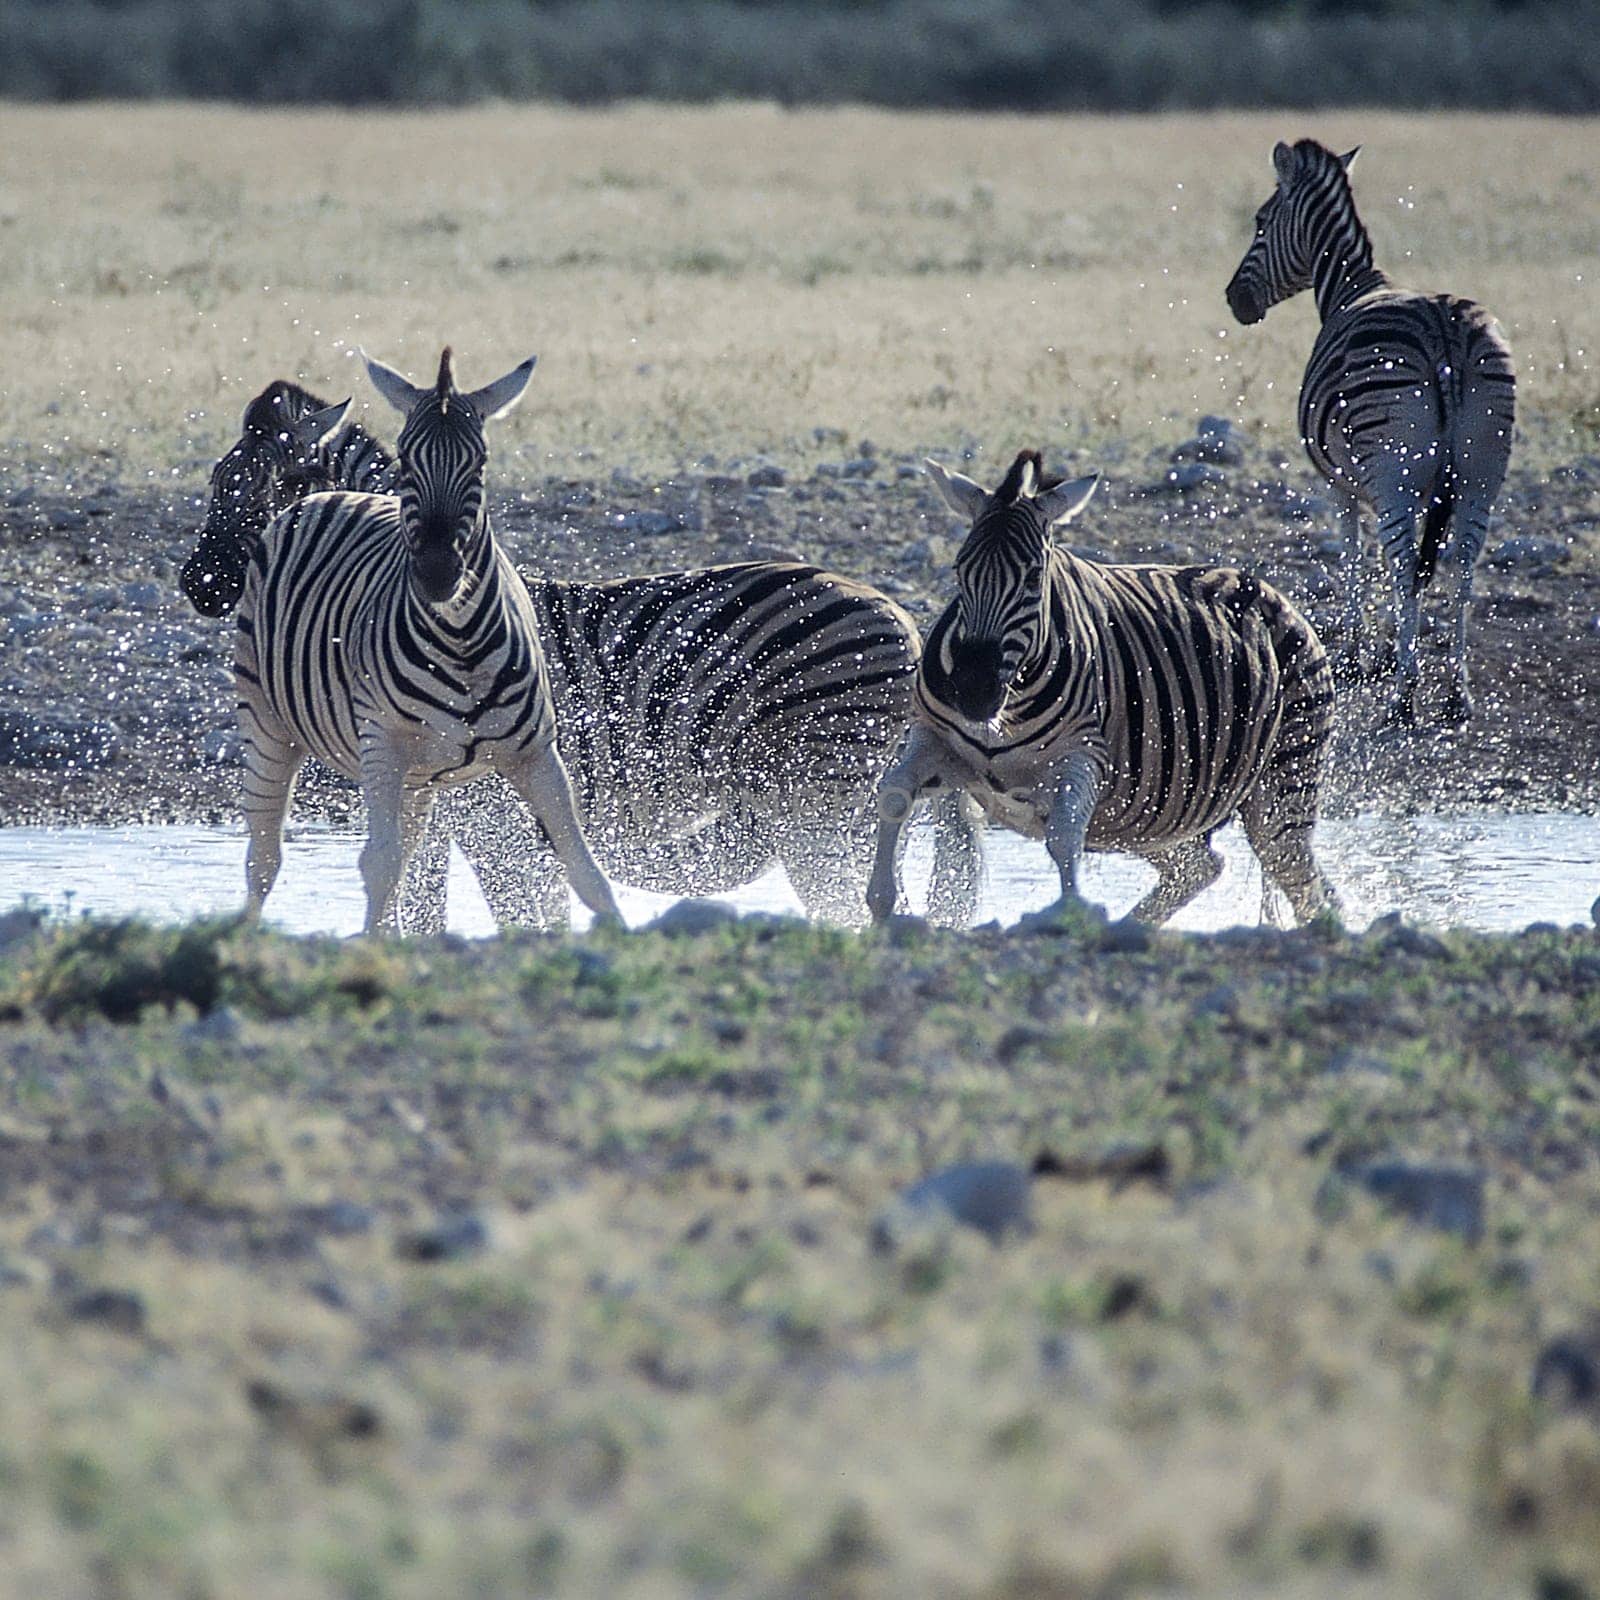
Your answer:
2;429;1598;830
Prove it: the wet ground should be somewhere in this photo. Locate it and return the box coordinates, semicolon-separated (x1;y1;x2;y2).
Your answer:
1;434;1597;830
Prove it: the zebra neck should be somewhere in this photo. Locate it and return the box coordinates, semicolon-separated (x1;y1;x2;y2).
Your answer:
1309;198;1378;323
410;521;503;636
329;424;395;491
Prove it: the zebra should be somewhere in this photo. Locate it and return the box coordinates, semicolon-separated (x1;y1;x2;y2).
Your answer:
191;379;982;929
867;451;1338;928
1225;137;1516;727
183;380;392;618
235;346;621;932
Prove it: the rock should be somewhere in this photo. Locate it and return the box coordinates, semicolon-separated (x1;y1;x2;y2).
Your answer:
1016;898;1108;938
0;711;121;771
141;624;206;665
0;906;44;953
746;463;786;488
839;458;877;479
121;581;164;610
1486;535;1567;572
396;1211;489;1262
67;1287;147;1335
1171;433;1245;468
647;898;739;936
1097;917;1151;953
1533;1331;1600;1411
1368;913;1450;961
612;509;683;537
303;1199;376;1238
896;1160;1032;1244
1155;461;1229;494
1347;1159;1485;1242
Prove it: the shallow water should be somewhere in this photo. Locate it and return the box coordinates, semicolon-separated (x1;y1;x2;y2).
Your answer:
0;813;1595;936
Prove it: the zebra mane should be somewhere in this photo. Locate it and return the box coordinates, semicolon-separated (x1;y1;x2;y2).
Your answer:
1290;138;1354;194
436;347;455;408
995;449;1069;502
240;380;329;440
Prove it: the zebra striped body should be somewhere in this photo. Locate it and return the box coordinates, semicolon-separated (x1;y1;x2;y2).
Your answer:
235;348;618;932
1226;138;1515;726
869;452;1337;927
189;381;981;928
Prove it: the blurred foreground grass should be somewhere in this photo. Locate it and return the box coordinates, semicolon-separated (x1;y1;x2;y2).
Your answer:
0;910;1598;1596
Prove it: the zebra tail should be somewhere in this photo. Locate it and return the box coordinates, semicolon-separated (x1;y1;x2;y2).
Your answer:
1417;466;1454;593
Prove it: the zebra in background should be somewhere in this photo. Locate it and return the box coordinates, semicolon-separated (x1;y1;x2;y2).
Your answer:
235;347;620;931
1225;138;1516;727
183;380;392;618
868;451;1338;927
190;378;982;928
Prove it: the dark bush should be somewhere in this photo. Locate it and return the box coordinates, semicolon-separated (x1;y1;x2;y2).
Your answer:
1;0;1597;110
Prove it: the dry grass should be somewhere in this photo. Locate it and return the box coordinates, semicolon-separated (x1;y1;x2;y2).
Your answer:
2;105;1598;485
0;916;1599;1598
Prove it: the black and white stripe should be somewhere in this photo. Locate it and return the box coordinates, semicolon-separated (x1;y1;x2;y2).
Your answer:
191;380;981;928
868;451;1337;926
1226;137;1516;726
235;348;619;932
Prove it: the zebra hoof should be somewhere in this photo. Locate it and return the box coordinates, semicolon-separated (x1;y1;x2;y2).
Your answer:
1439;687;1474;726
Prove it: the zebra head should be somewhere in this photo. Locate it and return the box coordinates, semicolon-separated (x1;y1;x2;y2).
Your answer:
928;451;1100;724
363;346;536;606
1225;139;1361;326
182;385;351;617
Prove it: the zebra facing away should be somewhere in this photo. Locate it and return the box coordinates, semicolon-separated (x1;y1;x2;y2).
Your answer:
193;379;982;929
235;347;621;932
183;381;391;618
1225;138;1516;727
867;451;1339;927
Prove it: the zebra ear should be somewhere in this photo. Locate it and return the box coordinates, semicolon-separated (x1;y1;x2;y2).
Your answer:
1272;140;1296;188
362;350;427;417
465;356;538;422
1035;472;1101;528
292;398;353;451
1339;145;1361;171
924;459;990;522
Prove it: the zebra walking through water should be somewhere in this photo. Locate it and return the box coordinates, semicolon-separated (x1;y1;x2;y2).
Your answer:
868;451;1338;927
1225;138;1516;727
193;377;981;929
235;347;620;931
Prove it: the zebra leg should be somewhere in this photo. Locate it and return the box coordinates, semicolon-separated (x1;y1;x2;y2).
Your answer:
925;790;984;929
1331;489;1367;687
1239;784;1338;926
779;815;872;927
1042;752;1102;909
1127;835;1223;927
1440;499;1493;726
357;745;408;934
867;726;947;922
241;732;305;916
503;745;622;928
447;777;570;931
398;805;450;936
1375;508;1422;728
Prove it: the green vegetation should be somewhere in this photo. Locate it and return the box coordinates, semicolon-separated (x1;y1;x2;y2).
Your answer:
0;911;1598;1595
4;0;1600;111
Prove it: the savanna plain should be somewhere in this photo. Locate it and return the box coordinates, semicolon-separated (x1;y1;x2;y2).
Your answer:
1;105;1600;1599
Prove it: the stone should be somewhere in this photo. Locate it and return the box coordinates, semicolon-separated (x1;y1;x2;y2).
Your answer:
396;1211;490;1262
612;509;683;537
897;1161;1032;1243
1347;1159;1485;1242
647;898;739;936
67;1286;147;1335
1533;1330;1600;1411
0;711;121;771
1486;535;1567;571
121;581;164;609
1156;461;1229;494
201;728;244;766
746;463;786;488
